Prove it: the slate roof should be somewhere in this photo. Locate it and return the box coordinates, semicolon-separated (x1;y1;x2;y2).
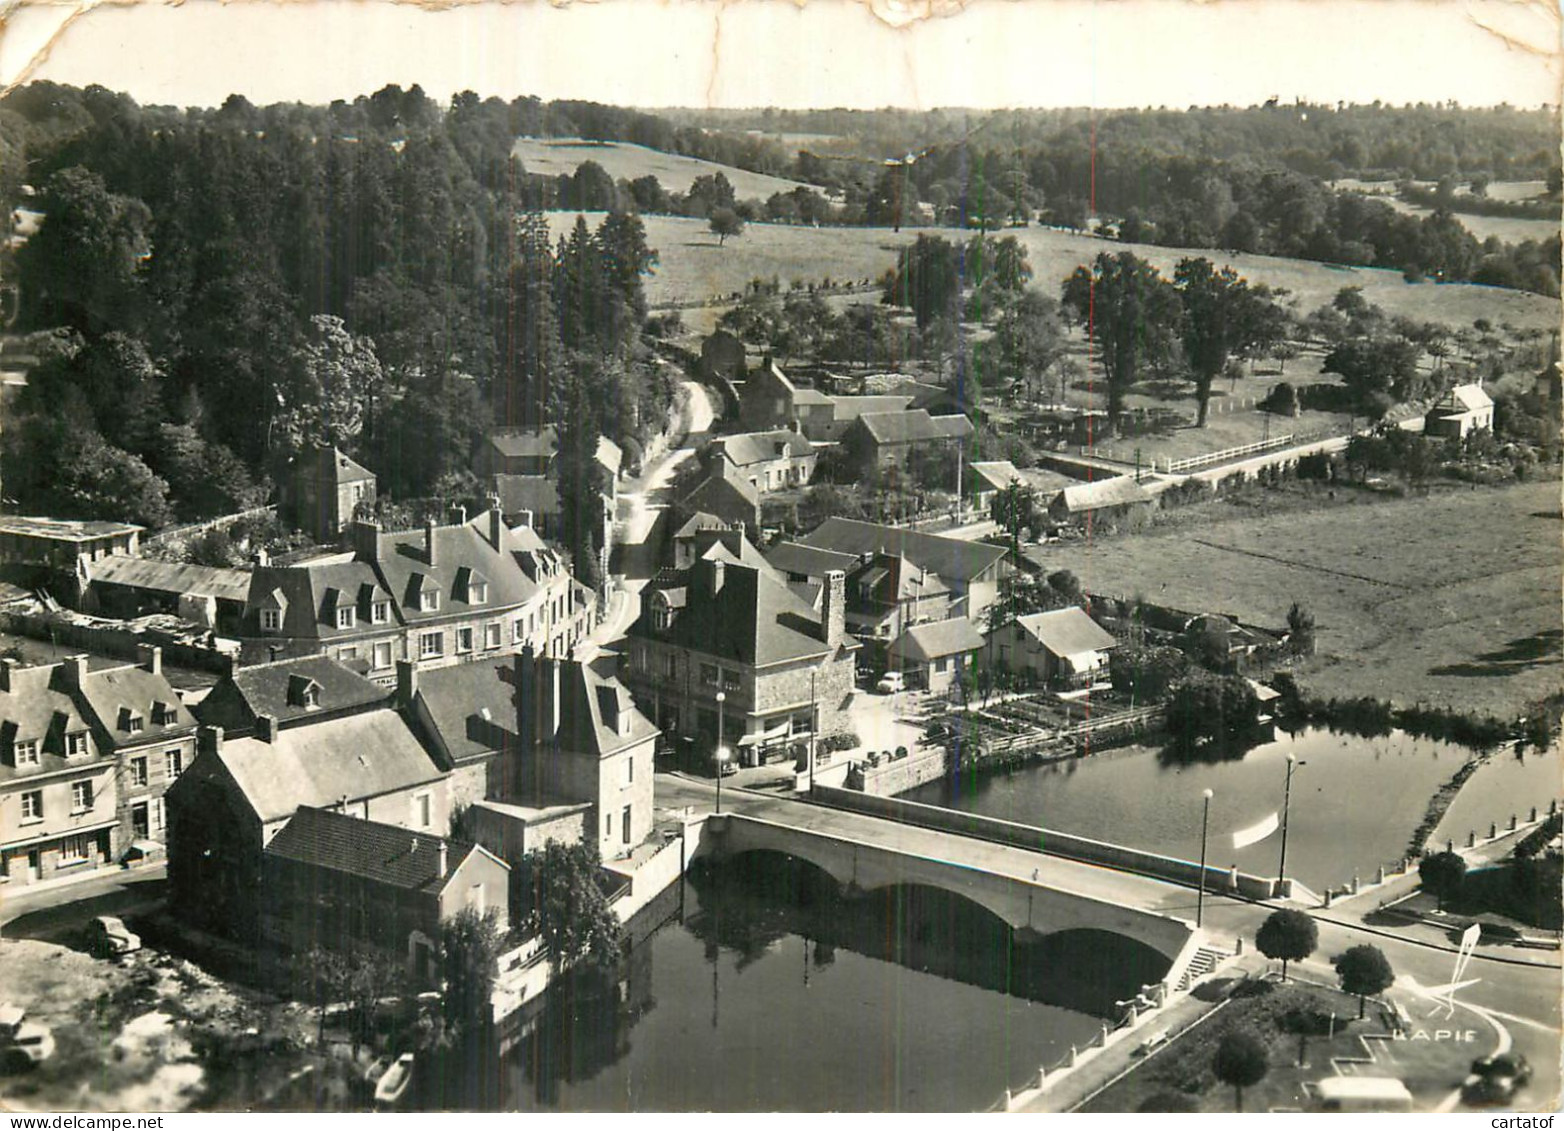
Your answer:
765;541;859;579
689;529;782;580
673;512;728;540
77;664;198;745
1013;608;1118;658
854;409;975;446
89;555;252;603
798;518;1007;583
632;558;845;668
414;658;517;765
195;655;389;732
887;617;985;663
0;664;99;784
264;806;495;894
493;474;562;518
711;430;814;468
1055;477;1154;513
679;459;760;520
549;658;659;757
824;394;915;419
294;446;375;485
486;429;622;475
212;708;446;825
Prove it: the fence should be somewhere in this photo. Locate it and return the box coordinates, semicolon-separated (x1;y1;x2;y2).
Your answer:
142;505;277;549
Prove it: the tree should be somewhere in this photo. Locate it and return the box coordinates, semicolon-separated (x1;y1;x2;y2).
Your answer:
1334;944;1394;1018
19;166;151;333
884;233;962;331
991;483;1035;541
1174;257;1280;427
517;839;624;970
1166;674;1261;758
554;369;610;589
1255;909;1318;981
1061;253;1182;434
1261;381;1299;418
273;314;383;459
1322;337;1419;408
439;906;506;1035
1285;602;1315;655
1212;1029;1269;1112
709;207;745;247
1418;850;1468;912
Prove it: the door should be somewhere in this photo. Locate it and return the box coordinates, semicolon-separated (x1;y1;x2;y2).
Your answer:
26;850;40;883
131;802;150;840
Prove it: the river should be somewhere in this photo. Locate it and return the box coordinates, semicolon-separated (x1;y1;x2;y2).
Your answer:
485;855;1164;1112
907;726;1561;893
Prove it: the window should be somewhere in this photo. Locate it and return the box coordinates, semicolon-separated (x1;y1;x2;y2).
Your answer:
165;748;183;779
414;793;432;829
484;623;502;650
261;608;281;632
934;657;948;674
337;646;357;662
130;756;149;788
19;790;41;822
700;664;719;687
605;814;612;838
126;714;145;734
653;601;673;631
372;642;393;670
71;780;94;812
466;883;485;915
621;805;632;844
336;606;356;629
152;702;176;726
456;627;474;654
469;580;488;604
66;732;88;758
665;654;678;679
512;618;525;644
419;631;444;659
371;600;390;625
58;834;90;864
623;755;634;786
422;589;441;612
12;739;39;767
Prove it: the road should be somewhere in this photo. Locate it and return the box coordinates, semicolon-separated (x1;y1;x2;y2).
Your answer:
1;865;167;944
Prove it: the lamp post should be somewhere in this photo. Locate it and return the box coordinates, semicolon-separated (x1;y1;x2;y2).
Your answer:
1197;788;1214;928
1278;755;1303;890
715;690;728;813
809;670;818;794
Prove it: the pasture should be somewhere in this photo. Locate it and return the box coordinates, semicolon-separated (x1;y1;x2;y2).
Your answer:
513;138;814;200
1036;478;1563;715
1330;178;1560;246
543;212;1561;334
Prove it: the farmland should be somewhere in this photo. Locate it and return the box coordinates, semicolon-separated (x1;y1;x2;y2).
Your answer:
1331;178;1560;246
543;212;1561;334
513;137;815;200
1035;478;1562;716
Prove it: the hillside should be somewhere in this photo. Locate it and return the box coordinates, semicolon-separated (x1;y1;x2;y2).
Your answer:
543;212;1561;332
513;137;816;200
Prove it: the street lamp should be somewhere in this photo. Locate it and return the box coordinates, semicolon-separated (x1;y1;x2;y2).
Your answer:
1197;788;1214;928
1278;754;1305;891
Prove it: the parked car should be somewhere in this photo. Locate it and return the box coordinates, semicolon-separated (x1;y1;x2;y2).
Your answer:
374;1052;416;1107
89;915;142;959
0;1005;54;1071
875;671;905;695
1462;1053;1532;1105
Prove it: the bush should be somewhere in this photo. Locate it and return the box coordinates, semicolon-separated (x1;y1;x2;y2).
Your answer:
821;732;860;754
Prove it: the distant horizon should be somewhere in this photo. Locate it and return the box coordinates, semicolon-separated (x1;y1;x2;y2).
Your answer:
1;0;1556;115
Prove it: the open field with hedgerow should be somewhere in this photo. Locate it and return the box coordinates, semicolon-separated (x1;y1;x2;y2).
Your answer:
1037;478;1563;716
544;212;1561;334
515;138;815;200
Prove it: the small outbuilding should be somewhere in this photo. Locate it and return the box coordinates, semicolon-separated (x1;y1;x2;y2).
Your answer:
886;617;985;694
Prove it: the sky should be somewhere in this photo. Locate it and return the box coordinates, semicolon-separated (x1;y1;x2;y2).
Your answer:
0;0;1558;111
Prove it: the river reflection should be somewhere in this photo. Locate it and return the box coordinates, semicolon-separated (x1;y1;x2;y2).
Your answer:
909;726;1560;892
489;855;1164;1112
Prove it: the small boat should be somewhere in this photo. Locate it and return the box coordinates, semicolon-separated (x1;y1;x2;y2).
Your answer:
374;1053;415;1107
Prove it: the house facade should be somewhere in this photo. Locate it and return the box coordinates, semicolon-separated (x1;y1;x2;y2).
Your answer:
0;516;142;605
676;458;762;533
1423;384;1495;440
842;410;974;473
622;554;858;766
1048;477;1155;526
285;446;376;546
886;617;985;694
738;359;916;442
983;607;1119;689
707;430;818;493
238;510;593;678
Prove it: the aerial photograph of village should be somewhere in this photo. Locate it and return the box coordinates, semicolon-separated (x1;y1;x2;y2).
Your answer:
0;0;1557;1117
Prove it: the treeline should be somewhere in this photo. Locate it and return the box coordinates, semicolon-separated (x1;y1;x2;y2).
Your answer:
1269;673;1521;751
0;83;670;559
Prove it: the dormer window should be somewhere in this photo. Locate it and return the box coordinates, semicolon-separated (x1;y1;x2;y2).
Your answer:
336;606;356;629
470;580;488;604
120;708;144;734
371;600;390;625
420;588;440;612
12;739;39;767
66;732;89;758
287;675;322;709
303;684;319;708
653;595;673;632
151;701;175;726
261;609;282;632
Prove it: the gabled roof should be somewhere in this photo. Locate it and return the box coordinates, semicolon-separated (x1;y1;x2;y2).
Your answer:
492;474;562;517
414;658;516;765
89;555;252;603
211;708;446;825
77;664;198;743
854;409;974;445
1432;383;1494;414
195;655;389;733
967;460;1027;495
487;427;558;461
632;558;846;667
1012;608;1118;658
712;430;814;468
823;394;915;419
887;617;985;663
679;458;761;514
553;659;659;757
850;553;949;605
798;518;1007;584
690;529;783;580
766;541;860;579
294;446;374;486
673;512;728;540
1055;477;1153;512
0;664;98;784
265;806;499;894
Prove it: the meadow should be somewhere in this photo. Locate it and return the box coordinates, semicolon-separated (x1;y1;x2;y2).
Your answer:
1037;478;1563;716
513;137;814;200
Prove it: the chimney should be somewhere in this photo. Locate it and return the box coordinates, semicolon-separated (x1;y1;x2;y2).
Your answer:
514;509;535;532
61;654;89;689
351;519;380;563
396;659;419;708
450;504;467;527
137;644;161;676
487;495;504;549
252;547;270;568
438;840;449;879
711;558;726;595
255;714;278;743
198;725;224;759
547;657;561;743
424;518;437;566
822;570;846;646
0;657;15;693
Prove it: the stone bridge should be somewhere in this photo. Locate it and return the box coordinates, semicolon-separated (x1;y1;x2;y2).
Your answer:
695;811;1196;967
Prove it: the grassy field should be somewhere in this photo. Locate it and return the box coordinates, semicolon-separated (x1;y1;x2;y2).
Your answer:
544;212;1560;333
1035;479;1563;715
1330;179;1560;246
514;138;814;200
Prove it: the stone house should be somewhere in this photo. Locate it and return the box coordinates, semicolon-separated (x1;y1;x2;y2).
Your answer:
841;410;974;475
983;607;1119;688
707;430;818;493
675;458;762;533
1047;477;1155;526
885;617;985;694
284;446;376;546
739;358;914;442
